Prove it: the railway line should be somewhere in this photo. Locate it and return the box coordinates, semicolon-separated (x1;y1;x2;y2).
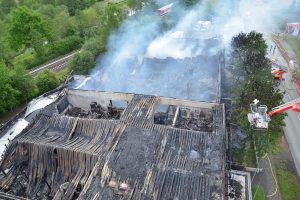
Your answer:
29;52;77;76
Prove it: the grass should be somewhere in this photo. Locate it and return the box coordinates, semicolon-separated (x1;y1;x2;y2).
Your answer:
271;143;281;155
276;162;300;200
252;185;265;200
57;68;71;82
12;49;35;67
282;34;300;61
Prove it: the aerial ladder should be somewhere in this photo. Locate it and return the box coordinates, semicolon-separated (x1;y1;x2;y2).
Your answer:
247;98;300;129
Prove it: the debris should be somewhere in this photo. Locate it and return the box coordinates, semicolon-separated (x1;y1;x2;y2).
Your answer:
0;90;227;199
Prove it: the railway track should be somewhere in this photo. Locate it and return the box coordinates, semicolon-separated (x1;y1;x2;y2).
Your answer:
29;52;77;76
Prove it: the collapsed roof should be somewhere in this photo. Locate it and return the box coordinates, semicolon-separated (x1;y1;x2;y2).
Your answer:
0;89;227;200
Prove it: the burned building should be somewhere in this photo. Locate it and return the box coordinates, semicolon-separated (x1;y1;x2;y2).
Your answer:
0;88;227;200
76;37;224;103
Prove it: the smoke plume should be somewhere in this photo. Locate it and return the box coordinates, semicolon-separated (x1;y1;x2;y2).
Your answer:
73;0;295;101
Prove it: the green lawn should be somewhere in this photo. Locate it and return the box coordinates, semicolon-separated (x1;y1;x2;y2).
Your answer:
276;162;300;200
282;34;300;61
252;185;265;200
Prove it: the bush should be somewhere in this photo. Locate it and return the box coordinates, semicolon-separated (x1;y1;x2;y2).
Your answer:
9;65;38;102
82;37;106;57
69;50;95;74
49;36;83;57
25;36;83;70
35;69;60;94
24;55;48;69
231;32;285;158
0;64;19;114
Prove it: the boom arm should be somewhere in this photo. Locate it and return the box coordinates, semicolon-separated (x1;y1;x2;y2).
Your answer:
268;99;300;116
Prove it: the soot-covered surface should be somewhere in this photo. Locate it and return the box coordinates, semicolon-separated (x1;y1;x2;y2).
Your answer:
0;90;227;200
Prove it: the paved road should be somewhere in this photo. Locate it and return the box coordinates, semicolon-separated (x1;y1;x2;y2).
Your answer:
281;73;300;177
253;154;281;200
268;35;300;177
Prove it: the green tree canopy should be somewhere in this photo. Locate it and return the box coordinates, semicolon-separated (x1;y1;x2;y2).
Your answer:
76;6;100;38
231;31;285;157
69;50;95;74
9;65;38;103
9;6;51;52
99;3;126;38
35;69;59;94
55;0;96;16
126;0;148;10
0;0;17;15
231;32;269;77
51;9;76;39
0;64;19;114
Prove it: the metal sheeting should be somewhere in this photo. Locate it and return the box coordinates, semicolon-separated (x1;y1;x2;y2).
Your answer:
0;93;226;200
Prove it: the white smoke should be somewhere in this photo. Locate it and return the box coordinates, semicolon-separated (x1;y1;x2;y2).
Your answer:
73;0;295;101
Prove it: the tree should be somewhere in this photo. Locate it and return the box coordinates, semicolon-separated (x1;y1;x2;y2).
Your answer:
55;0;96;16
51;9;77;39
0;19;13;65
230;31;285;157
82;37;106;56
0;0;17;15
99;3;126;38
126;0;148;10
8;6;51;54
38;4;60;18
69;50;95;74
76;6;100;38
35;69;59;94
0;64;19;114
231;32;269;77
9;65;38;103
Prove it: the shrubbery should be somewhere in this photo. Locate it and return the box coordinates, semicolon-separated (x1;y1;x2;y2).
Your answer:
81;37;106;56
0;64;19;114
69;50;95;74
0;64;38;114
35;69;60;94
9;65;38;102
48;36;83;57
24;36;83;69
